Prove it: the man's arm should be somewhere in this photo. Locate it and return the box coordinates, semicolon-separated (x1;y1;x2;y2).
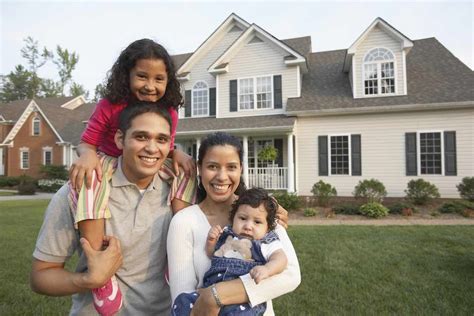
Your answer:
30;236;123;296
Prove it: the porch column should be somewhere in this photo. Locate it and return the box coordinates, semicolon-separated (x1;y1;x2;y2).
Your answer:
287;133;295;192
0;147;4;176
242;136;249;187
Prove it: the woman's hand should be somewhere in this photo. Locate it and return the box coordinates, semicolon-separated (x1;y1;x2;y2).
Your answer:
191;287;220;316
276;204;289;229
171;149;196;178
69;145;102;191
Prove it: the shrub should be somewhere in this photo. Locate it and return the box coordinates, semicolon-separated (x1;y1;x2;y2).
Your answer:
439;200;474;214
359;202;389;218
17;175;37;195
332;204;361;215
37;179;67;192
303;208;317;217
401;208;413;217
389;202;414;214
457;177;474;201
311;180;337;206
272;191;300;212
405;179;440;205
40;164;68;180
353;179;387;203
0;176;20;187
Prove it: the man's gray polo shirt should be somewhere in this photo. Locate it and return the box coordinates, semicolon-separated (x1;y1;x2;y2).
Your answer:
33;158;173;315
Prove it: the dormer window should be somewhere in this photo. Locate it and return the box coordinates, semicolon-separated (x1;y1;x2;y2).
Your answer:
32;116;41;136
192;81;209;117
363;48;395;96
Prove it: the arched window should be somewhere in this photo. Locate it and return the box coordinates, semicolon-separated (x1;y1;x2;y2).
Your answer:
192;81;209;117
363;48;395;95
32;116;41;136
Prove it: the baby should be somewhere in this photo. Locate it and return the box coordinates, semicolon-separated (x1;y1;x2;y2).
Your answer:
172;187;288;316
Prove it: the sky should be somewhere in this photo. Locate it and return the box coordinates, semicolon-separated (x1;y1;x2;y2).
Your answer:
1;0;472;98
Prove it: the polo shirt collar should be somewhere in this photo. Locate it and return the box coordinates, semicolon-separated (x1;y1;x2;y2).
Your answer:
111;157;161;190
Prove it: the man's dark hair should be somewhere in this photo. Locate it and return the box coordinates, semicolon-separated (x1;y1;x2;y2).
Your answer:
118;100;172;135
230;187;278;231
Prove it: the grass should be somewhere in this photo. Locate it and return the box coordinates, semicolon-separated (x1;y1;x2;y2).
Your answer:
1;200;473;315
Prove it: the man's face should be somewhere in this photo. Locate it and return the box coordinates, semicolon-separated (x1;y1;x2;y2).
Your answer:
115;112;171;189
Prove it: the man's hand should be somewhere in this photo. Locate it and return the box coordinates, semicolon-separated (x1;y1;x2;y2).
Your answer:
78;236;123;289
250;265;271;284
191;287;220;316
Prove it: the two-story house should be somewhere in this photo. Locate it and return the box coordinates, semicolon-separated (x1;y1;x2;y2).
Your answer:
172;13;473;198
0;96;94;178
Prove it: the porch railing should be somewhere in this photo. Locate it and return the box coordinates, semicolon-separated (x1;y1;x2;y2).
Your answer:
248;167;288;190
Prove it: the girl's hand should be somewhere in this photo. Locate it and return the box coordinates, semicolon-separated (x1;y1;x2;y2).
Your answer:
171;149;196;178
69;150;102;191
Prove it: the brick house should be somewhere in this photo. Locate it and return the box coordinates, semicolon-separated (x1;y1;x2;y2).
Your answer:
0;96;94;178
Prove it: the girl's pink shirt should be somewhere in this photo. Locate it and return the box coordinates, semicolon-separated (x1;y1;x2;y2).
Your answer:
81;98;178;157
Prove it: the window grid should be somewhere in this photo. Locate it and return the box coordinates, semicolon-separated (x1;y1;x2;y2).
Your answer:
21;150;29;169
192;81;209;116
364;64;378;95
256;140;273;167
420;132;442;175
381;62;395;94
32;117;40;136
239;78;254;110
330;136;349;175
248;140;255;168
363;48;395;96
256;76;272;109
44;150;52;165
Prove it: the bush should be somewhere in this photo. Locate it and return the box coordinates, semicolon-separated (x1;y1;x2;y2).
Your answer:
439;200;474;214
353;179;387;203
40;164;68;180
389;202;414;214
37;179;67;192
17;175;37;195
332;204;361;215
457;177;474;201
303;208;317;217
0;176;20;187
272;191;300;212
311;180;337;206
405;179;440;205
359;202;389;218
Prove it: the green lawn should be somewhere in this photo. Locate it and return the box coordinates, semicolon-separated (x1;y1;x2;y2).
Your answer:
1;200;473;315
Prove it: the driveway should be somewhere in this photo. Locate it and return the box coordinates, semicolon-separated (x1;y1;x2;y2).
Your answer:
0;190;54;201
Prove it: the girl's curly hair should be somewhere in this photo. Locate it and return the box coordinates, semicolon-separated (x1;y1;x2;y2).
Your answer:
104;38;182;109
230;187;278;231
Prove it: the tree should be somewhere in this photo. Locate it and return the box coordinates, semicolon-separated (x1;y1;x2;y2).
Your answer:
0;37;87;103
93;83;106;102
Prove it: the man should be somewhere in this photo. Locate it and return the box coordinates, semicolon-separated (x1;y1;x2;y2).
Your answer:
30;102;175;315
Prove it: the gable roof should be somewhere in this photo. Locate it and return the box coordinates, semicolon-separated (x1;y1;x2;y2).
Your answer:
0;96;94;145
343;17;414;72
287;38;473;114
208;23;308;74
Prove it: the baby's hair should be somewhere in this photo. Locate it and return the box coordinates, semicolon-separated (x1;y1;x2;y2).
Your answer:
104;38;183;109
118;100;172;136
230;187;278;231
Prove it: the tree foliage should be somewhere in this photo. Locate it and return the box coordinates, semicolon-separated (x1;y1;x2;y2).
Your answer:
0;37;87;103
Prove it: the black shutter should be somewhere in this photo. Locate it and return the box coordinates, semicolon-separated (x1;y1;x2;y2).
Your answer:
318;136;328;176
351;134;361;176
274;139;283;167
273;75;282;109
405;133;417;176
229;80;237;112
209;88;216;116
185;90;191;117
444;131;457;176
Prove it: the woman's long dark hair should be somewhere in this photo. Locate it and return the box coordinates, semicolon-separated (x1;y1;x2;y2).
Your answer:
104;38;183;109
197;132;246;203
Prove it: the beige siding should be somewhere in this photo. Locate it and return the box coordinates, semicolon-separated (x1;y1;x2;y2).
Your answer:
182;29;244;92
354;26;405;98
218;40;299;118
296;108;474;198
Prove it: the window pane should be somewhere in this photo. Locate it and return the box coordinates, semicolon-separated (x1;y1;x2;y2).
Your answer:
330;136;349;175
420;132;442;174
239;78;254;110
192;82;209;116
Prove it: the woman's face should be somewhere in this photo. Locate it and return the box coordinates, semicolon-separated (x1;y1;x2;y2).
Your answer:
199;145;242;204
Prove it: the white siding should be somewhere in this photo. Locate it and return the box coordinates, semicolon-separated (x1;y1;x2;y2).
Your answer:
296;108;474;198
218;40;299;118
182;29;244;92
354;26;406;98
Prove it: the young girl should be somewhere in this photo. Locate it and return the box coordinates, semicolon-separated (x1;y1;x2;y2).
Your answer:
69;39;196;316
172;187;288;316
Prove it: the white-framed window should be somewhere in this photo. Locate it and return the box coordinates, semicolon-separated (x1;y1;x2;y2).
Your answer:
329;135;351;175
363;48;396;96
20;148;29;169
418;131;443;175
239;75;273;110
43;147;53;165
247;139;274;168
192;81;209;117
32;116;41;136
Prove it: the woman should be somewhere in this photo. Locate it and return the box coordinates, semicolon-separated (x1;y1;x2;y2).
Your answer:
167;132;300;315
